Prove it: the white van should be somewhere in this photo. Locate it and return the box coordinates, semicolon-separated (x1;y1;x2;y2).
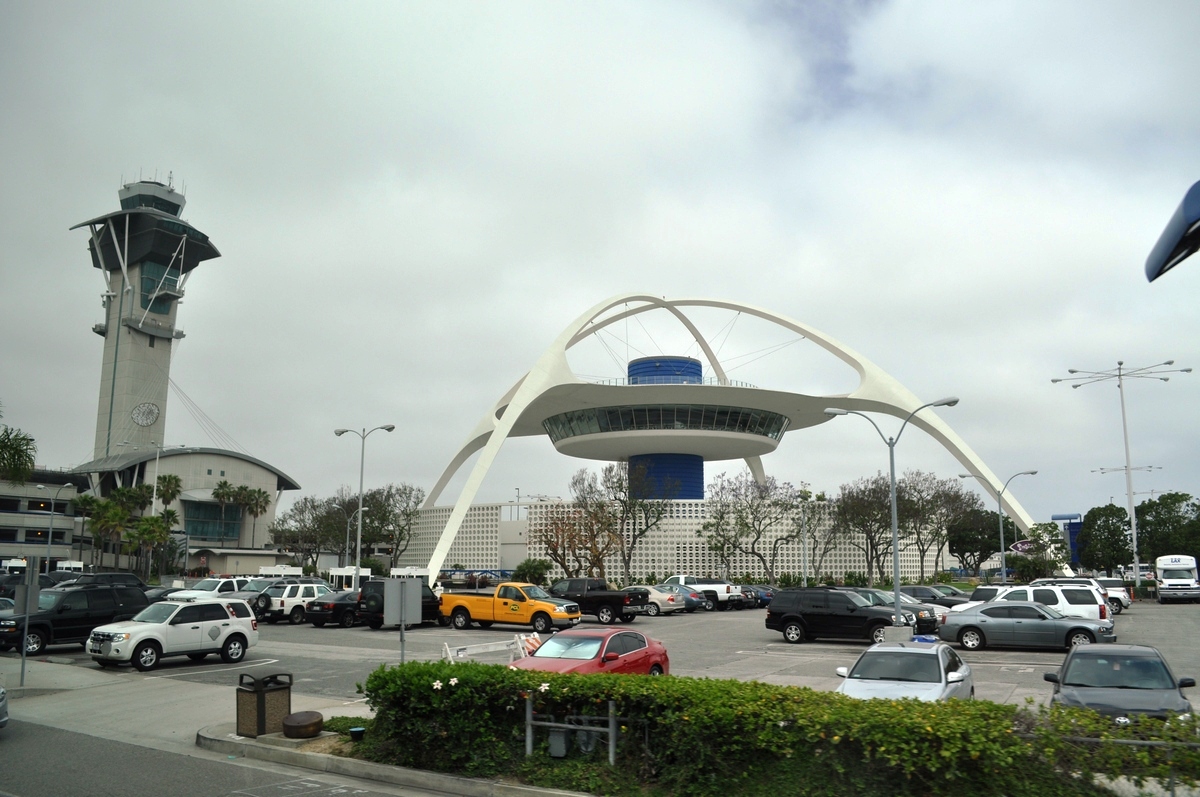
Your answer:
1155;555;1200;603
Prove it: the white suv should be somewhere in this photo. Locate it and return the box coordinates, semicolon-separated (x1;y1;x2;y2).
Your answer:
87;597;259;671
996;583;1110;622
261;582;333;624
171;576;250;600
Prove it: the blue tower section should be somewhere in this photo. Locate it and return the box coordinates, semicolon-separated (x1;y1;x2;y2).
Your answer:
627;357;704;499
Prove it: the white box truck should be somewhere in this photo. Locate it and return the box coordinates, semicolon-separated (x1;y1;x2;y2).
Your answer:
1155;555;1200;603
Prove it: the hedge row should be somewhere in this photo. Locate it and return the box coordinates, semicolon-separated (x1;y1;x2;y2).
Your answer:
356;661;1200;797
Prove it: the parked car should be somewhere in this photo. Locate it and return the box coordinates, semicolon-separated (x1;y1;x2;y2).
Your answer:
0;573;55;599
1095;579;1133;615
170;576;251;601
144;586;190;603
0;584;150;654
841;587;943;635
836;641;974;701
745;585;776;607
63;572;149;590
46;570;84;585
623;585;683;616
996;583;1110;623
930;584;970;599
655;583;705;613
508;627;669;675
938;601;1116;651
306;589;363;628
358;579;443;629
1044;644;1194;724
951;584;1020;612
765;586;916;645
227;576;330;616
898;584;971;609
0;598;12;611
87;597;258;671
260;581;334;624
548;578;650;623
662;575;745;611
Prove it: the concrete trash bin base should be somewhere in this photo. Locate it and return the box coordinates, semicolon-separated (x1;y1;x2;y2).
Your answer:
236;673;292;738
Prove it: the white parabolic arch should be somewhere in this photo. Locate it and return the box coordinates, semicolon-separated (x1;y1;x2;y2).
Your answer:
422;293;1034;581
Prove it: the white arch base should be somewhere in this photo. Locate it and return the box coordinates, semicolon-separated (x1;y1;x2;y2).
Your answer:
421;293;1034;583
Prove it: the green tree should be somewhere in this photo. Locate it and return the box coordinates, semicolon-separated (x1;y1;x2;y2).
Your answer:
1077;504;1132;576
212;480;236;536
1135;492;1197;564
511;558;553;586
947;508;1006;578
155;473;183;509
831;473;908;586
899;470;982;579
127;515;169;581
73;493;98;562
269;495;326;569
1008;522;1070;581
0;402;36;484
241;487;272;549
362;483;425;570
88;499;130;570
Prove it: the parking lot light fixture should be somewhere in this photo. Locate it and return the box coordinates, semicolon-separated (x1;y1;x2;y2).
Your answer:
334;425;395;590
824;397;959;628
961;471;1036;583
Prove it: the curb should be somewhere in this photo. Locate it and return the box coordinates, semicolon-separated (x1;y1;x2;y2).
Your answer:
196;723;590;797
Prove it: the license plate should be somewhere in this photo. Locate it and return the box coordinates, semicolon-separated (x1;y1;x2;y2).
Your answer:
569;617;580;625
89;644;101;654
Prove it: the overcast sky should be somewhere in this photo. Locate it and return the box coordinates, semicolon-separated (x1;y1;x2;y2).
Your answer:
3;1;1200;531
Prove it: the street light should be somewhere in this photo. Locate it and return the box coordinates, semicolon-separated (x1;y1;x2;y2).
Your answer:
23;482;72;684
1053;361;1191;587
824;396;959;630
341;507;368;568
960;471;1036;584
334;424;395;589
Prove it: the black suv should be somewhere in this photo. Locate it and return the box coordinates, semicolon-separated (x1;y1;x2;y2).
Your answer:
359;579;443;629
0;573;56;599
66;572;150;590
765;586;916;644
0;584;150;654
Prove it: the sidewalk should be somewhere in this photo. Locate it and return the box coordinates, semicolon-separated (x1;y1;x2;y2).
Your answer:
1;654;585;797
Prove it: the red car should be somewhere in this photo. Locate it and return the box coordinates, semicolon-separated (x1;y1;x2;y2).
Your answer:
509;628;669;676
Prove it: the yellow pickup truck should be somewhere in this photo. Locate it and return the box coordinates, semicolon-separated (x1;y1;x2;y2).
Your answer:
441;582;582;633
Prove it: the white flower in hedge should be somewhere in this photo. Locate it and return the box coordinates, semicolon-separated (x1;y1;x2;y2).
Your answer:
433;680;443;690
449;678;458;686
538;683;550;692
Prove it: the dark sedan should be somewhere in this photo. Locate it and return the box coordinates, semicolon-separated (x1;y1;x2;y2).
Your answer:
305;590;362;628
899;584;971;609
1045;644;1195;724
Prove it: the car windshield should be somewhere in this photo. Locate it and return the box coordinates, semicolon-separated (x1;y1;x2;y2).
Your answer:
933;585;963;596
191;579;221;591
243;579;276;592
1162;568;1194;579
1062;654;1176;690
844;591;871;607
848;651;941;683
523;585;551;600
132;603;179;623
533;635;603;660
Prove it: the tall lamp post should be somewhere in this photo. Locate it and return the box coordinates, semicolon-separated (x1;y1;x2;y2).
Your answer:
960;471;1036;583
1053;361;1190;587
23;483;71;684
824;397;959;629
342;507;368;569
334;425;395;590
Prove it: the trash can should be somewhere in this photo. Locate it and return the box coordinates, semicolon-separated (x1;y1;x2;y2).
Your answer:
236;673;292;738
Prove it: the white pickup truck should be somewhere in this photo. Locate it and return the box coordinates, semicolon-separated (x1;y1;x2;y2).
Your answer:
662;575;745;611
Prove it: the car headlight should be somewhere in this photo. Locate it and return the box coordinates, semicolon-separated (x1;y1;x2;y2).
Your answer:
553;606;566;613
0;620;15;628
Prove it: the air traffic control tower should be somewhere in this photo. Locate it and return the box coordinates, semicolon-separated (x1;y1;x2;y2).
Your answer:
72;180;220;460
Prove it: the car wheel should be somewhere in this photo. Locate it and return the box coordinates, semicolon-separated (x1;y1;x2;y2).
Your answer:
782;621;806;644
1067;630;1094;648
451;608;471;630
188;653;208;661
958;628;985;650
597;605;616;624
437;615;451;627
221;635;247;663
24;629;47;656
649;664;664;676
339;611;356;628
869;624;888;645
478;621;493;628
265;615;279;625
94;658;114;668
312;620;326;628
619;613;636;623
532;613;552;634
288;607;305;625
645;603;660;617
702;599;715;612
132;641;160;671
1108;599;1123;616
366;617;383;630
686;607;697;613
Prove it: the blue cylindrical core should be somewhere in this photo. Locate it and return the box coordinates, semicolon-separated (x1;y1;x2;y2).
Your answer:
629;453;704;499
627;356;701;385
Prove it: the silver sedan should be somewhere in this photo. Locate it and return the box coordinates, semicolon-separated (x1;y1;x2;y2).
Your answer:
939;600;1116;651
836;641;974;701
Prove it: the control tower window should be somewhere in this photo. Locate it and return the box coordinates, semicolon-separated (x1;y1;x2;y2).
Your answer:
140;260;179;314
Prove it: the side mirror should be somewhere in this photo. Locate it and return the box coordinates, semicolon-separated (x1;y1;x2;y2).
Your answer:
602;652;619;663
1044;672;1060;683
947;671;965;684
1179;678;1196;689
835;666;848;678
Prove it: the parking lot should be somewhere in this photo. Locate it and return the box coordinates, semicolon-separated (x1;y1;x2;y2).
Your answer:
6;594;1199;711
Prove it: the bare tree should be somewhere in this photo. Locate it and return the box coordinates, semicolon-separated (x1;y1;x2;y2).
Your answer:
701;471;808;583
528;500;588;578
362;483;426;569
569;469;620;578
899;470;981;580
601;461;676;587
269;495;326;569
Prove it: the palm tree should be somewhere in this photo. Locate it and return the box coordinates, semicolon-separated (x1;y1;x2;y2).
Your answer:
157;508;180;578
212;480;235;538
88;499;130;570
243;488;272;549
156;473;182;509
73;493;98;563
128;515;168;581
0;402;36;484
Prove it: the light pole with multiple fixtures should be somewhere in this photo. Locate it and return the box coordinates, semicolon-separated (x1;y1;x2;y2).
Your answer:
824;397;959;629
334;425;395;589
960;470;1036;583
1053;361;1190;587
